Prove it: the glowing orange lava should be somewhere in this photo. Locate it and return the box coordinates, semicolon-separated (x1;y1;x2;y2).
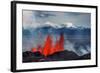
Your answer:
31;34;64;57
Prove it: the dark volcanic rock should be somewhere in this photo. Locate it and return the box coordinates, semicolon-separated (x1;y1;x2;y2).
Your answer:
78;53;91;60
23;50;90;63
23;51;44;62
47;50;79;61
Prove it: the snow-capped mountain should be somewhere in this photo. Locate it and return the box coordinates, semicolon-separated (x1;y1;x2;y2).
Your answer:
43;21;77;28
23;21;78;29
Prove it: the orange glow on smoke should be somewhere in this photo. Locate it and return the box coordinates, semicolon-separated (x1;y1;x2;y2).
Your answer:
31;48;37;53
31;34;64;57
37;45;42;54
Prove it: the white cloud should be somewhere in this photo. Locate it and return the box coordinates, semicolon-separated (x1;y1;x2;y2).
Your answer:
64;22;77;28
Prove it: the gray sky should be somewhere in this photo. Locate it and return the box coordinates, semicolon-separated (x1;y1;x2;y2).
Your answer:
23;10;91;28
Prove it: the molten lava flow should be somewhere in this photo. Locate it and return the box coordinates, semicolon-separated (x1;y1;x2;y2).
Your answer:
31;34;64;57
43;35;52;57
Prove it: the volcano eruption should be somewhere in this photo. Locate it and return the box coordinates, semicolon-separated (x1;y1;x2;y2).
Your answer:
31;34;64;57
23;33;90;63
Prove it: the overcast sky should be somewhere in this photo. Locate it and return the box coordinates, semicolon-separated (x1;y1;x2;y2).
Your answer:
23;10;91;28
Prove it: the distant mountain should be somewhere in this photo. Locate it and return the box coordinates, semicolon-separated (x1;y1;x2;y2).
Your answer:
23;21;90;29
32;25;91;36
